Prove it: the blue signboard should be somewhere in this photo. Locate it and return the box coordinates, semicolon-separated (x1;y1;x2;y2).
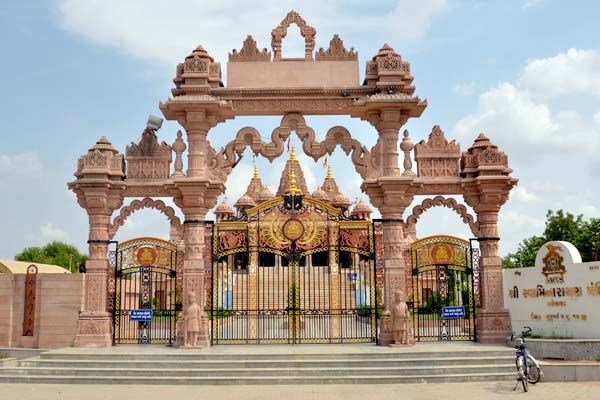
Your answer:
442;306;465;319
130;309;153;321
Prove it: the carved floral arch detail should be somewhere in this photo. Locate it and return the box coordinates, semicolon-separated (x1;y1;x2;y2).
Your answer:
404;195;480;236
208;113;378;183
108;197;183;240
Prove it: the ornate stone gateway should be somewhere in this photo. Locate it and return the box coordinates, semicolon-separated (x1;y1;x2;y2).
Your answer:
410;235;477;341
69;11;518;347
210;185;377;344
113;238;178;345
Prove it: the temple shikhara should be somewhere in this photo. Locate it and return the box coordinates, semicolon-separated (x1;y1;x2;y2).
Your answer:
1;11;518;349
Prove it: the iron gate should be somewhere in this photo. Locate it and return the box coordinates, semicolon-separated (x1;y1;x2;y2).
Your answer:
410;235;476;341
210;197;377;344
113;237;177;345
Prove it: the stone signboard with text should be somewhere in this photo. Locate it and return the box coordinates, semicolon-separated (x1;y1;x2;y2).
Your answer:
504;241;600;338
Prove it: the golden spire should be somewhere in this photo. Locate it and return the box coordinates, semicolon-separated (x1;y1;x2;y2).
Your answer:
253;159;259;179
289;142;296;161
285;169;303;195
326;164;333;179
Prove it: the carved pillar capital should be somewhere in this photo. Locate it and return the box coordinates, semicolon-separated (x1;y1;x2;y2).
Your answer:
367;109;409;176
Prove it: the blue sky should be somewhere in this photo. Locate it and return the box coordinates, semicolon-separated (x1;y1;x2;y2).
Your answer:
1;0;599;261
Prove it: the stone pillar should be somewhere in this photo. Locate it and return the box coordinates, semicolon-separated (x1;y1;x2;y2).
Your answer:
370;110;408;176
74;191;123;347
475;210;511;343
180;207;210;347
378;216;406;345
181;111;221;178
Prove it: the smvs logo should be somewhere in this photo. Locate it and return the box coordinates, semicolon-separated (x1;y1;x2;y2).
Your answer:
542;244;566;283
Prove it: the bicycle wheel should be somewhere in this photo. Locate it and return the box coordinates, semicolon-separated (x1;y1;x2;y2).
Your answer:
516;356;528;392
527;365;540;384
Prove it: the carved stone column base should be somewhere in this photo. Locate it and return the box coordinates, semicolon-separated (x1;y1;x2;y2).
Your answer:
378;311;394;346
476;309;511;344
174;319;185;347
73;313;113;347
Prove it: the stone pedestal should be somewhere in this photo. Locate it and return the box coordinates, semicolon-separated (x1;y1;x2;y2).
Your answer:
73;313;113;347
476;310;511;343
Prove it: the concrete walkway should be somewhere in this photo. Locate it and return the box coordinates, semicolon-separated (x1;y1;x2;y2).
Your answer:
1;381;599;400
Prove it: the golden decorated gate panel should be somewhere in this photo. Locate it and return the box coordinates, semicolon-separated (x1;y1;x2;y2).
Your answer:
210;197;376;344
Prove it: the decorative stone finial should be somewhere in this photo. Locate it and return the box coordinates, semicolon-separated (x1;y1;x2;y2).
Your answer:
171;130;186;177
400;130;415;176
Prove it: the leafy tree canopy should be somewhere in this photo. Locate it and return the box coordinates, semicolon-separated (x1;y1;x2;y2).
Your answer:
15;241;87;272
503;210;600;268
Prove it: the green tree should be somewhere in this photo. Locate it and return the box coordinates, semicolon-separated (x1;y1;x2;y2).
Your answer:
15;241;87;272
503;210;600;268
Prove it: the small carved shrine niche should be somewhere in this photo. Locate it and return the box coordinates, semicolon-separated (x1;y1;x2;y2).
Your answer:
125;127;172;180
414;125;461;178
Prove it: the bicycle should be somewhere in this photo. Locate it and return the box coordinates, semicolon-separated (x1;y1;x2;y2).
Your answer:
511;326;543;392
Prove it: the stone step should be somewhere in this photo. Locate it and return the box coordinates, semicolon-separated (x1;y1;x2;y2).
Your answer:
0;372;515;385
38;350;513;361
0;364;514;378
22;356;513;369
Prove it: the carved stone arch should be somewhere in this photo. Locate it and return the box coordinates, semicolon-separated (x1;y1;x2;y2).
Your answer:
108;197;183;240
271;10;316;61
404;195;480;236
207;113;377;184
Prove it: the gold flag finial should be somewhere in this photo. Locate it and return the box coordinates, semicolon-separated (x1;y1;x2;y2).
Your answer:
326;164;333;179
290;142;296;161
253;159;259;179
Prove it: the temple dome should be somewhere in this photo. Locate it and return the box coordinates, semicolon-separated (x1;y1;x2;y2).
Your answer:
311;186;329;202
258;186;275;201
234;194;256;209
215;200;234;214
332;192;351;208
353;199;371;213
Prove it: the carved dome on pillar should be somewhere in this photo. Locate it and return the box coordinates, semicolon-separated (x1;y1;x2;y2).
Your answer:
363;43;415;95
75;136;124;179
461;133;512;178
351;199;372;220
172;44;223;96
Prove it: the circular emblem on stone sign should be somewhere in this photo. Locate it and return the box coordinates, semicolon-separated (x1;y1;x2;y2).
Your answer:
136;247;158;266
283;219;305;241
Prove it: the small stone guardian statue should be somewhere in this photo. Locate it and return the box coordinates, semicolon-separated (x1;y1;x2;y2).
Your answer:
391;289;411;345
183;290;202;347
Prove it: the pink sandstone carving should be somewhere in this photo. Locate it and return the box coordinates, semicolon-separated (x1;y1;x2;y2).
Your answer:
64;11;518;348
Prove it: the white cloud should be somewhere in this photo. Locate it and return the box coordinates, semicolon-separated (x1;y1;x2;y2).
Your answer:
453;80;478;96
512;186;540;204
0;152;41;179
56;0;447;68
519;49;600;100
452;81;600;161
40;223;70;242
522;0;544;10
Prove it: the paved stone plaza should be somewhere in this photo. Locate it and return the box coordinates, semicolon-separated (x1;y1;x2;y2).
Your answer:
1;382;598;400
